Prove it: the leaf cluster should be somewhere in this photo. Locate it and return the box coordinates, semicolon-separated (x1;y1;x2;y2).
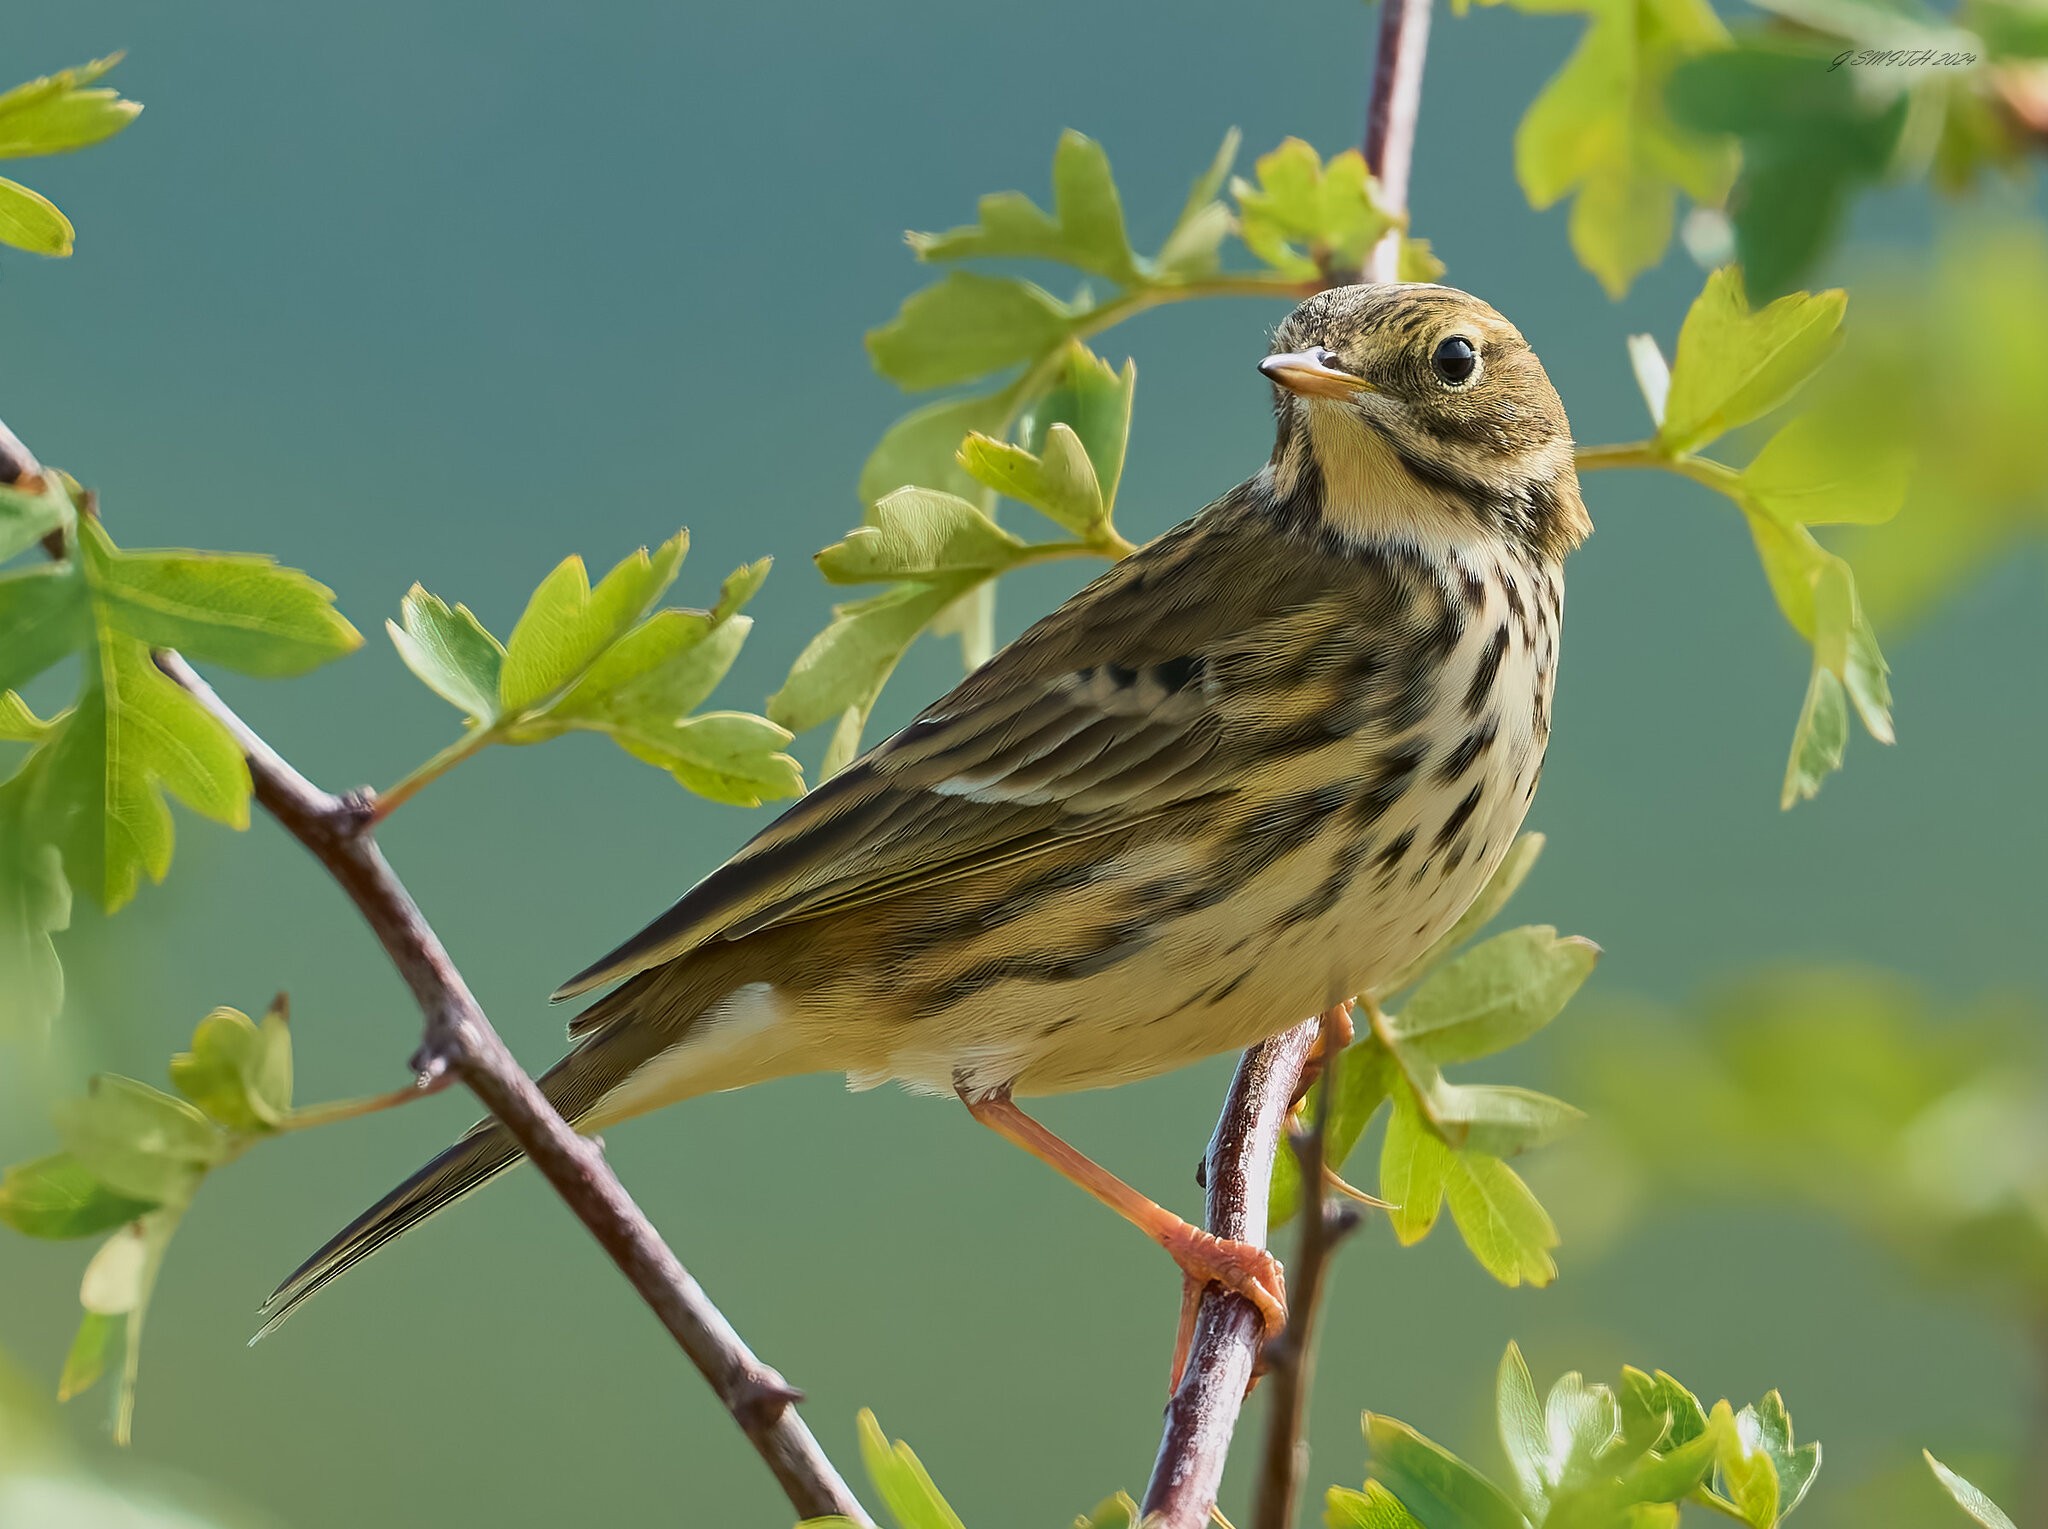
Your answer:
0;56;142;257
1272;834;1598;1291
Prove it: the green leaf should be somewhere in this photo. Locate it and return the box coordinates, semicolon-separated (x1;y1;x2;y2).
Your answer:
1381;1081;1454;1244
1155;128;1240;278
1783;661;1848;810
0;1154;154;1239
1714;1414;1780;1529
1742;414;1909;527
1738;1393;1819;1521
769;576;976;774
1364;1413;1528;1529
169;1003;292;1132
51;1077;222;1206
1667;40;1910;298
0;690;54;742
816;488;1025;583
0;564;89;693
499;533;687;712
1620;1368;1711;1455
613;710;803;809
1390;926;1600;1066
1018;342;1137;519
0;56;141;159
1233;138;1401;278
1427;1082;1585;1158
80;525;362;678
1510;0;1736;298
1326;1482;1431;1529
855;1409;967;1529
1925;1452;2017;1529
957;427;1103;537
0;175;73;255
1497;1342;1549;1510
1660;269;1847;455
387;585;504;722
860;389;1015;507
57;1311;117;1403
1074;1492;1141;1529
0;756;70;1036
0;472;75;563
909;130;1140;285
866;272;1074;391
1272;1042;1395;1226
1443;1151;1558;1287
41;627;250;910
1380;833;1547;996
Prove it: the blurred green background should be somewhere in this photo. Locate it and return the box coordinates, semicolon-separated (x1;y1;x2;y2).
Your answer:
3;2;2046;1525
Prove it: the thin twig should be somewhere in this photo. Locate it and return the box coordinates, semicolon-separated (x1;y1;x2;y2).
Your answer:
1250;1039;1365;1529
1140;4;1433;1521
4;426;872;1527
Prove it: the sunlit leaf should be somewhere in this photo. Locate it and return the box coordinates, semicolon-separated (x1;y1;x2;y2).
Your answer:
816;488;1024;584
1232;138;1401;278
1363;1413;1527;1529
1018;342;1137;520
0;175;73;255
1325;1481;1430;1529
1925;1452;2018;1529
387;585;504;722
866;272;1074;390
957;427;1103;537
1380;1081;1453;1244
1389;925;1599;1066
1660;269;1846;455
1443;1151;1558;1287
1743;414;1910;527
0;55;140;159
1496;1342;1549;1510
855;1409;968;1529
499;534;686;712
909;130;1140;284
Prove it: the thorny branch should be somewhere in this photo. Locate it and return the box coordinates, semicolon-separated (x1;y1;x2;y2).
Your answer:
1140;3;1434;1521
0;420;872;1528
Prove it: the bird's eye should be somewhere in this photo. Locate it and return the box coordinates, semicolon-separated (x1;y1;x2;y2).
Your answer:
1431;335;1479;386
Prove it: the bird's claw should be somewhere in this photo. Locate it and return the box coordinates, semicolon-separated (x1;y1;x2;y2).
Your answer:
1161;1223;1287;1392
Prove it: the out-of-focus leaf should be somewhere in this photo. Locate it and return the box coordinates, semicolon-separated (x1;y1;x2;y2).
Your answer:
50;1078;221;1207
1073;1491;1141;1529
0;755;70;1036
0;691;54;743
1659;269;1846;455
867;272;1074;391
387;585;504;722
1925;1452;2018;1529
1155;129;1240;278
816;488;1024;584
0;1154;154;1239
1388;926;1599;1066
0;472;74;563
1668;40;1909;297
499;534;686;712
1629;335;1672;429
79;1223;151;1316
57;1311;116;1403
169;1003;292;1132
909;130;1140;285
0;564;89;692
1496;1342;1549;1510
1712;1408;1780;1529
1233;138;1401;278
1363;1413;1528;1529
1739;1392;1819;1520
860;390;1015;507
1743;414;1910;527
1509;0;1737;298
0;56;140;159
1325;1481;1430;1529
854;1409;968;1529
0;175;73;255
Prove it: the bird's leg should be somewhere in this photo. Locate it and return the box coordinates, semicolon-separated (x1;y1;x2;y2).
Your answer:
957;1083;1287;1387
1284;1000;1359;1130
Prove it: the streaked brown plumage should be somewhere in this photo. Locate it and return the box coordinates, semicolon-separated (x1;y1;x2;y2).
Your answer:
260;282;1588;1346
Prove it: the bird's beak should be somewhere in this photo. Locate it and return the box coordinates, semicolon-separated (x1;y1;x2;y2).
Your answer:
1258;349;1376;400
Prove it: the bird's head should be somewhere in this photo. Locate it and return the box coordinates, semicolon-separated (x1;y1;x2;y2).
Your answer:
1260;283;1590;560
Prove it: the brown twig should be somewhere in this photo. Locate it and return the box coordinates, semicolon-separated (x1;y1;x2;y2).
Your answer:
1140;4;1433;1521
1250;1041;1365;1529
3;427;872;1527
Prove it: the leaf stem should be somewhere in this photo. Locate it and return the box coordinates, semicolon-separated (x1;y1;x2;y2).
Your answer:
1575;440;1743;497
276;1078;447;1133
371;724;501;822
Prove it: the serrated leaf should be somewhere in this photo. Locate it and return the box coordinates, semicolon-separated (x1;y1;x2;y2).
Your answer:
866;272;1074;390
909;130;1140;285
387;585;503;721
1739;1392;1819;1520
770;576;978;772
1019;343;1136;519
1391;926;1599;1065
1155;129;1241;277
1925;1453;2017;1529
1743;414;1909;527
1326;1481;1431;1529
1233;139;1401;277
0;471;74;563
0;55;140;159
57;1310;117;1403
499;533;686;712
0;175;73;255
40;628;250;910
1620;1368;1710;1455
50;1077;222;1206
1381;1081;1454;1244
1714;1415;1779;1529
816;488;1025;583
957;427;1103;536
855;1410;967;1529
169;1003;292;1132
0;564;89;692
1660;269;1846;454
1498;1343;1549;1509
1428;1082;1586;1157
1364;1413;1528;1529
1443;1151;1558;1287
614;710;803;808
0;1154;154;1239
1511;0;1736;298
0;756;70;1036
860;390;1015;507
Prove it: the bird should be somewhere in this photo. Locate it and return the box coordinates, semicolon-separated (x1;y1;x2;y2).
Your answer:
259;282;1589;1364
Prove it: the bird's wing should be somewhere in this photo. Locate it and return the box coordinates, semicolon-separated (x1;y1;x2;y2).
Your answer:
553;496;1315;998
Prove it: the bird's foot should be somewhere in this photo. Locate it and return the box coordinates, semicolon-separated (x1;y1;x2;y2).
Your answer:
1160;1220;1287;1391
